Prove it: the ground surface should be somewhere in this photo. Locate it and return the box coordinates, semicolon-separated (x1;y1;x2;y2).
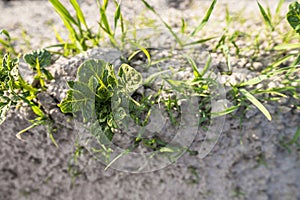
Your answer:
0;0;300;200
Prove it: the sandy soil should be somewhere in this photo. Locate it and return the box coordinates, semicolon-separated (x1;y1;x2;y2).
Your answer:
0;0;299;200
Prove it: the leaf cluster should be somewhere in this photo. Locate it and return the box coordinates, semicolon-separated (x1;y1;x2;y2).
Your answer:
23;49;54;88
0;54;48;139
58;59;142;141
287;1;300;34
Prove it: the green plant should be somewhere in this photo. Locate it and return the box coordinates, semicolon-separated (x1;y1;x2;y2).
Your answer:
23;49;54;89
287;1;300;35
0;29;17;56
58;56;221;167
0;53;57;144
141;0;217;48
58;59;142;143
0;30;17;67
49;0;100;56
97;0;125;48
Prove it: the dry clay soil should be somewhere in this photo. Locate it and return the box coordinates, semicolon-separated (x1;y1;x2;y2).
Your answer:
0;0;300;200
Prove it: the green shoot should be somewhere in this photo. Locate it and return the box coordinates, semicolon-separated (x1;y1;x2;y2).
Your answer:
49;0;99;55
190;0;217;36
257;1;274;31
287;1;300;34
239;88;272;121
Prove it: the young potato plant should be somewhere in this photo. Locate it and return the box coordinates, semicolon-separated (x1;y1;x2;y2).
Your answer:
58;59;143;151
59;58;208;166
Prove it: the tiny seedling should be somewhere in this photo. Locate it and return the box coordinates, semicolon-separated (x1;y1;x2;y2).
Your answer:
23;49;54;88
0;29;17;57
287;1;300;35
141;0;218;47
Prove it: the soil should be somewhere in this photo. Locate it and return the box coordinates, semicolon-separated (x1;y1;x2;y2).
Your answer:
0;0;299;200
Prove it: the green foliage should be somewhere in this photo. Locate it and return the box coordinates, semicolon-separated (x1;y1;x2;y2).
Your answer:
191;0;217;36
59;59;142;142
0;29;17;57
141;0;217;47
49;0;100;56
287;1;300;34
239;88;272;121
97;0;125;48
257;1;274;31
23;49;51;69
0;53;53;142
23;49;53;88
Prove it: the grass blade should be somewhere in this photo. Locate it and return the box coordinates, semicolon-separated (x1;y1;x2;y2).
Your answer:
275;0;285;16
181;18;186;34
70;0;88;29
211;105;239;117
239;88;272;121
262;54;294;73
143;70;170;86
129;43;151;65
186;55;201;79
274;43;300;50
257;1;274;31
114;0;121;34
141;0;183;46
49;0;79;44
200;54;212;77
191;0;217;36
49;0;77;25
239;75;269;86
183;36;217;47
100;7;113;36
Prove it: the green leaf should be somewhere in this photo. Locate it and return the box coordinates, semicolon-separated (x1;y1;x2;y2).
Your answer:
70;0;88;29
23;49;51;68
59;59;120;123
287;1;300;34
49;0;78;25
77;59;106;84
239;75;269;87
257;1;274;31
240;88;272;121
186;55;201;79
191;0;217;36
58;81;97;122
2;53;19;71
31;105;45;118
118;64;142;93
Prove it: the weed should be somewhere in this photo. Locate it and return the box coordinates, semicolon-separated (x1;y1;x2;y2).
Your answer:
0;52;57;146
287;1;300;35
49;0;101;56
23;49;54;89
